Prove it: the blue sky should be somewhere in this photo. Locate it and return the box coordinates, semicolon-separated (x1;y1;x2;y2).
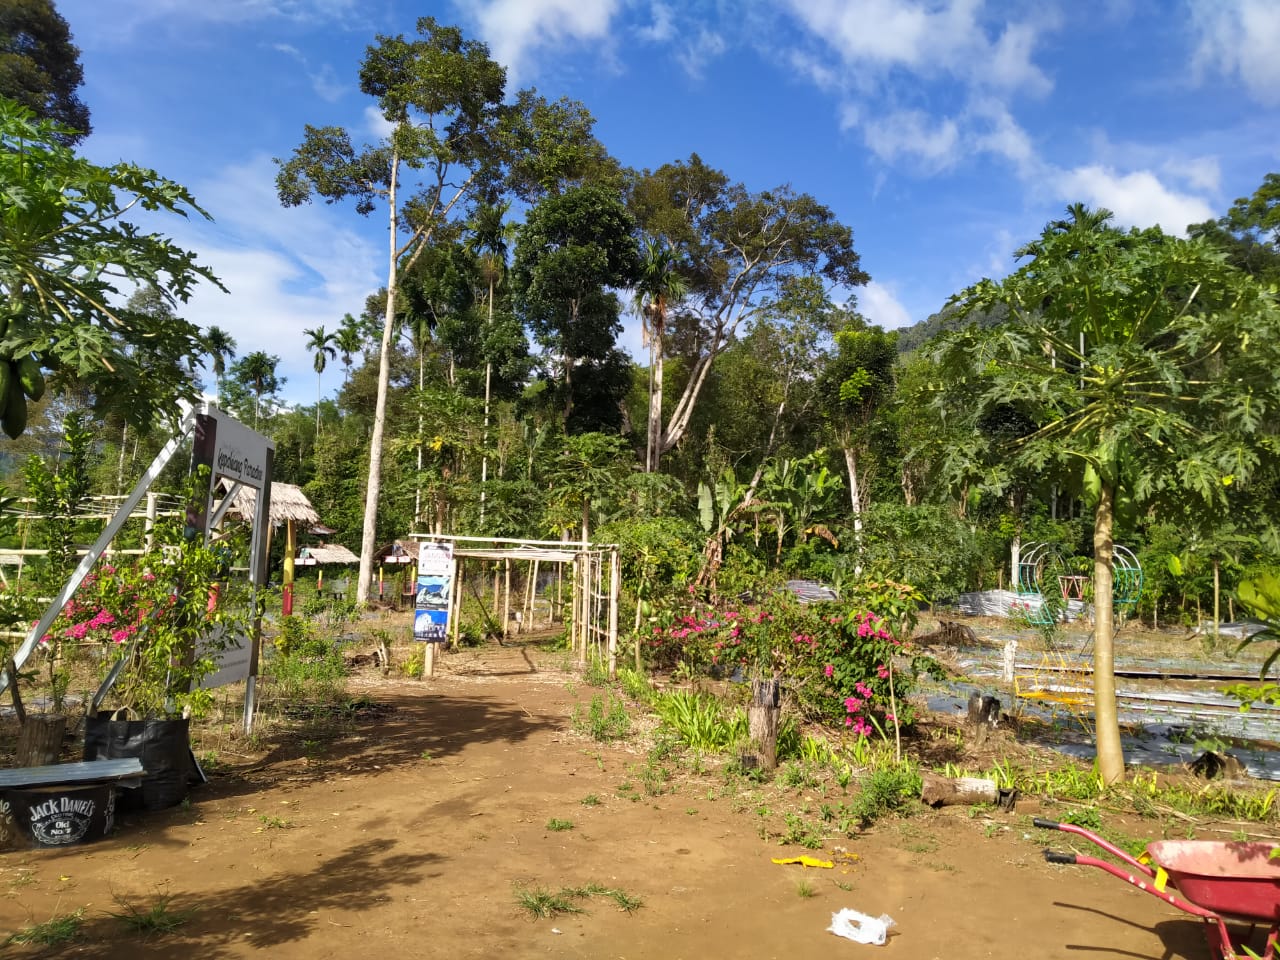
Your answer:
55;0;1280;408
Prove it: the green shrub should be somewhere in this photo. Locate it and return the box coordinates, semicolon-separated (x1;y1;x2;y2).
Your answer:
574;692;630;741
848;764;922;828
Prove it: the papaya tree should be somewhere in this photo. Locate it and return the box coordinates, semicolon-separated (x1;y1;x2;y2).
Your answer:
0;99;219;437
934;207;1280;783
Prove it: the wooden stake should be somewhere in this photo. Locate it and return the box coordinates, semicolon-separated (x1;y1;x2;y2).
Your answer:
422;640;436;678
502;557;511;640
607;548;619;680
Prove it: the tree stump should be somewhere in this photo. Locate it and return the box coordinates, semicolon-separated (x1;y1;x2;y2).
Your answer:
920;773;999;807
16;715;67;767
747;679;781;772
967;692;1001;745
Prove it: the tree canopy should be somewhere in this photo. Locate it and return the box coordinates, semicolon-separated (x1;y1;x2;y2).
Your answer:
0;0;89;144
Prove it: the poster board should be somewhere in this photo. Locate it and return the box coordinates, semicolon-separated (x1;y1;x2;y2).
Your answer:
414;541;455;642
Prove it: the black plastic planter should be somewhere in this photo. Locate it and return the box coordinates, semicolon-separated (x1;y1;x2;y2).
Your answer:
83;714;196;811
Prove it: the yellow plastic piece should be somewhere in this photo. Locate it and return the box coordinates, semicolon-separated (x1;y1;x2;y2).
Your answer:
1153;866;1168;892
771;856;834;869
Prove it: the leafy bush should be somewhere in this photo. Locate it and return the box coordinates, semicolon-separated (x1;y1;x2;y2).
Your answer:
848;764;922;828
574;692;630;741
653;690;744;751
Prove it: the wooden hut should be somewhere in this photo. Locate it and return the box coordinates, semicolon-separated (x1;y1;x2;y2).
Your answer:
221;482;321;614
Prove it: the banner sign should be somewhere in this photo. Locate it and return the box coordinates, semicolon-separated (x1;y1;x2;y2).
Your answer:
414;542;455;643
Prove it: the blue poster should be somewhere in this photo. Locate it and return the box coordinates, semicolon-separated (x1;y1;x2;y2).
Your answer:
414;542;454;642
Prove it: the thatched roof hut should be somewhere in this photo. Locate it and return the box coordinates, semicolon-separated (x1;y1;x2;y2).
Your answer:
296;544;359;566
221;482;319;527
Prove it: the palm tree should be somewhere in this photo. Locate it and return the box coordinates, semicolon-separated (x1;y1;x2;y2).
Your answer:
238;351;280;429
334;313;364;390
632;239;688;473
466;202;513;520
303;325;338;434
205;325;237;404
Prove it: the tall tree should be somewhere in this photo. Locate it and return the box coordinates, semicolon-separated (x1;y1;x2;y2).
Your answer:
1188;172;1280;283
276;17;605;603
513;184;641;426
303;324;337;434
232;351;281;430
334;313;364;390
628;154;867;460
205;325;236;404
817;317;898;536
466;201;513;509
632;238;688;473
0;101;218;438
0;0;89;144
934;207;1280;783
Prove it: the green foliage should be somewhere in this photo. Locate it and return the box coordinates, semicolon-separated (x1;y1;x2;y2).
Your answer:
5;909;84;946
0;5;90;143
267;637;347;706
545;818;574;831
274;615;314;656
1236;571;1280;676
653;690;744;751
573;692;630;741
848;765;922;828
108;892;194;936
0;100;220;434
616;666;653;703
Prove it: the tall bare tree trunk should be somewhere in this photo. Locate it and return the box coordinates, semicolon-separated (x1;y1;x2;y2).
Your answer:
414;349;424;526
357;147;400;605
842;446;863;537
480;278;493;521
1093;482;1124;784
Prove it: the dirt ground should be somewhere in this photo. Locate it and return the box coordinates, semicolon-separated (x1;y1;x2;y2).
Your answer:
0;637;1271;960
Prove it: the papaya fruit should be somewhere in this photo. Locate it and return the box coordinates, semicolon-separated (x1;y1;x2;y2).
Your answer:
2;369;26;439
0;361;10;422
16;355;44;401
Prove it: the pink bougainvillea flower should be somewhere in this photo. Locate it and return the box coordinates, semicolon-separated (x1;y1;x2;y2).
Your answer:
876;664;890;679
823;664;834;678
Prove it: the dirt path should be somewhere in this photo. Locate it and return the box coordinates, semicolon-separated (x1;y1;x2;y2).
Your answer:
0;642;1256;959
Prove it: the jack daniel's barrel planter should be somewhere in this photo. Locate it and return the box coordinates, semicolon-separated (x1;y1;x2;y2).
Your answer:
0;783;116;848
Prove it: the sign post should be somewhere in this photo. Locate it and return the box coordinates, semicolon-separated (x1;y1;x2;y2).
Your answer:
414;541;455;677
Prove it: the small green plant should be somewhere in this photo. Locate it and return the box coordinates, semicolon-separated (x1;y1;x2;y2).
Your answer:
109;892;194;936
781;812;824;849
584;655;611;687
1061;807;1103;831
514;886;584;920
640;759;672;797
795;879;816;898
513;883;643;920
652;690;743;751
848;764;922;828
546;818;574;832
580;794;601;807
6;910;85;947
573;692;631;741
257;815;291;830
618;666;652;703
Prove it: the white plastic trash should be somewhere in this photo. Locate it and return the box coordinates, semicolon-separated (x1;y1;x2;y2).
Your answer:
827;908;894;945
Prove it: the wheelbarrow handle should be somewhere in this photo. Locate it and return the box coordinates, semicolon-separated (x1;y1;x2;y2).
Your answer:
1033;818;1062;830
1044;849;1077;865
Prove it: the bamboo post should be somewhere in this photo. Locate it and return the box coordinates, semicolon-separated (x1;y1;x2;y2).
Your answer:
528;559;540;629
283;518;296;616
422;639;436;678
144;491;158;552
557;564;563;625
449;558;463;648
607;548;619;680
502;557;511;640
492;562;501;619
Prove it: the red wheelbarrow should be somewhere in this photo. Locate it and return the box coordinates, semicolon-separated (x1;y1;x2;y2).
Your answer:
1036;817;1280;960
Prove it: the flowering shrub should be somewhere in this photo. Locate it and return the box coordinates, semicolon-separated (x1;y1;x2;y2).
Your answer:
37;522;252;718
643;579;936;737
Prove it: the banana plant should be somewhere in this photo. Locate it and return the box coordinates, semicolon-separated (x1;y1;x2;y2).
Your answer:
1237;571;1280;677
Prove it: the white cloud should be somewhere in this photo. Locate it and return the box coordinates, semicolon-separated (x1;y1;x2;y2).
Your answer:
859;281;913;330
364;106;395;140
675;29;727;81
782;0;1052;94
968;98;1037;175
465;0;621;82
1191;0;1280;106
637;2;675;43
1162;155;1221;194
60;0;361;43
170;156;381;405
863;111;960;171
272;43;346;103
1051;165;1214;235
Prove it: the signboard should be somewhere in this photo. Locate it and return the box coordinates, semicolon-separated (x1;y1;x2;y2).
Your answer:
414;541;455;642
197;623;254;689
